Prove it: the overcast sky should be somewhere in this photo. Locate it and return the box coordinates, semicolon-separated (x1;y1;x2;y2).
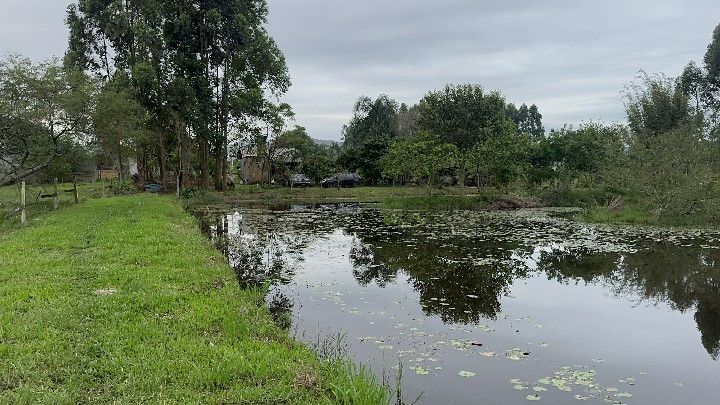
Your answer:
2;1;719;140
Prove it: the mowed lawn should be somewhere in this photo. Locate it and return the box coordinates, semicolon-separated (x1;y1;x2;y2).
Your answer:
0;195;385;404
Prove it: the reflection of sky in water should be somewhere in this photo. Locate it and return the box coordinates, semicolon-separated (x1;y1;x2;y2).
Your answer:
203;206;720;405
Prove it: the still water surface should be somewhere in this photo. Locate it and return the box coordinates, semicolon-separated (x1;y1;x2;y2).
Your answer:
202;204;720;404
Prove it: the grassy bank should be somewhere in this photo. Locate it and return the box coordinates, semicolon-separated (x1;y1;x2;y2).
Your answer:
184;184;720;227
186;185;543;212
0;194;386;404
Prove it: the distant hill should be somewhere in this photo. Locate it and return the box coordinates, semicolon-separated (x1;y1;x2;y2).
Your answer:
312;138;339;147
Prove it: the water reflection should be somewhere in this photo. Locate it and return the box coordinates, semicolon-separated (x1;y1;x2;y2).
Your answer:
199;205;720;361
529;244;720;360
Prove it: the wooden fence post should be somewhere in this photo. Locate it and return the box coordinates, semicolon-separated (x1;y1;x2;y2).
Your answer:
20;181;26;225
53;178;59;210
73;176;79;204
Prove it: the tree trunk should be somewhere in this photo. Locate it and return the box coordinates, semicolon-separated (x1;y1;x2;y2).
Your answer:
220;62;230;192
201;140;210;189
221;140;228;192
458;158;466;196
118;150;124;183
213;146;223;190
158;132;167;185
0;160;52;187
176;119;189;188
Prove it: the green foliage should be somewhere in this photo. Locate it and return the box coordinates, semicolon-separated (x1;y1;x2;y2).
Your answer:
417;84;517;190
381;131;457;188
273;126;334;182
625;72;695;141
468;122;530;189
343;95;399;148
507;103;545;138
625;127;716;218
0;55;93;186
548;123;629;186
705;23;720;90
338;136;393;185
93;82;151;181
339;95;401;184
418;84;511;154
67;0;291;190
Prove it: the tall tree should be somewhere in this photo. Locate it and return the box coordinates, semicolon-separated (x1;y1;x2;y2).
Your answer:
343;95;399;148
93;83;150;182
66;0;290;190
417;84;513;194
339;95;400;183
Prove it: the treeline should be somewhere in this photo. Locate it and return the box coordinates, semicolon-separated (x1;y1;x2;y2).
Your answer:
323;23;720;221
1;0;292;190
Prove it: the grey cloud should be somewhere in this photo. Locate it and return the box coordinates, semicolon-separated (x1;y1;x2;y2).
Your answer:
2;1;718;140
269;0;720;139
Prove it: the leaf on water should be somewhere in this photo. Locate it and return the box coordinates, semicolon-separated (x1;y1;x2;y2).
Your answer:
481;351;496;357
514;385;529;391
458;371;476;378
526;394;541;401
574;395;590;401
616;393;632;398
533;387;548;392
411;366;429;376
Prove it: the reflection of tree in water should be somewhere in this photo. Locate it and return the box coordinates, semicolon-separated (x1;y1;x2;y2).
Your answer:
343;210;527;323
203;206;720;360
538;244;720;360
350;243;397;287
200;211;331;287
267;292;294;331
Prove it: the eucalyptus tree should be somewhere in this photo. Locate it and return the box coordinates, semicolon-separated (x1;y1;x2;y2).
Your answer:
507;103;545;138
66;0;290;190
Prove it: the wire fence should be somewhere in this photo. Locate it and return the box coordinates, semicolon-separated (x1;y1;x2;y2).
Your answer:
0;179;89;228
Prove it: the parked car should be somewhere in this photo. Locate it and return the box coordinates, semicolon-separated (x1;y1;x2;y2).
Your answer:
321;173;360;188
290;174;313;188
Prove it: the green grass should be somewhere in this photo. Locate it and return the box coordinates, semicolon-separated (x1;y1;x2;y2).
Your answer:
186;185;541;212
0;181;131;231
578;205;660;226
579;204;720;227
0;194;387;404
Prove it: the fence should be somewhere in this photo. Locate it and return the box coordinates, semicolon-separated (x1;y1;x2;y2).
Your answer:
3;178;80;226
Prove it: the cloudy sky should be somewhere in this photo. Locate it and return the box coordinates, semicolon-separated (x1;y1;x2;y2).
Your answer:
2;1;719;140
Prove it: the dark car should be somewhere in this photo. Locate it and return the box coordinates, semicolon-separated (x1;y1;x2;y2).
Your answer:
321;173;360;188
290;174;313;188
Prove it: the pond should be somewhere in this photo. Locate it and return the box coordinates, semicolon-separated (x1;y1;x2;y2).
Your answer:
200;204;720;404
